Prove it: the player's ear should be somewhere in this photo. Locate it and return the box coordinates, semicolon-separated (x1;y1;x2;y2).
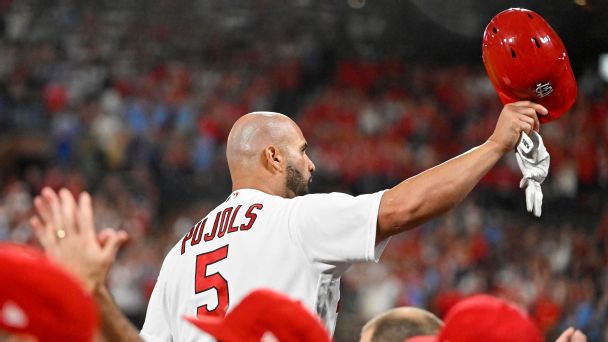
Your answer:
263;145;284;173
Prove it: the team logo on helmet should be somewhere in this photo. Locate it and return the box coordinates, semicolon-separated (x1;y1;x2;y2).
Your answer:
535;82;554;98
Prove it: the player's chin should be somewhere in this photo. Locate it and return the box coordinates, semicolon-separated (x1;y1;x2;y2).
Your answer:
296;186;309;196
296;181;311;196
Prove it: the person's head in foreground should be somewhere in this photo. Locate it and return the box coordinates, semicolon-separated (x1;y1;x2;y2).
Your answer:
360;307;443;342
227;112;316;198
0;243;98;342
185;288;330;342
405;294;542;342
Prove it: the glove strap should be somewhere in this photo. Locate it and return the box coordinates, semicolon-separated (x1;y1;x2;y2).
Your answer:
517;132;534;154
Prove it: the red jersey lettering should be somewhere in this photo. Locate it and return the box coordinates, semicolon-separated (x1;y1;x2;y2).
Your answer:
241;203;263;231
204;212;221;242
227;205;242;234
181;227;194;255
191;219;206;246
217;207;233;238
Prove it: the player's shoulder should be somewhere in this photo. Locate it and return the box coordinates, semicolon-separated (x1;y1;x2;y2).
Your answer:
291;191;357;205
290;191;386;213
299;192;355;200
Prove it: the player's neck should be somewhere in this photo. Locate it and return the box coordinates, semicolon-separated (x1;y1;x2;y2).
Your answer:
231;182;286;198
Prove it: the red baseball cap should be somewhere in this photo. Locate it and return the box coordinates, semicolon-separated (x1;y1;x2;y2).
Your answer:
184;289;331;342
0;243;99;341
482;8;577;123
404;295;542;342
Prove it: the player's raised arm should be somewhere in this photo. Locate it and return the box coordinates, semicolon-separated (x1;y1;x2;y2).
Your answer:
375;101;547;243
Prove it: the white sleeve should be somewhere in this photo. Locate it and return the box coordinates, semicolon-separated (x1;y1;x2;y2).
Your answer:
140;277;173;342
288;190;389;266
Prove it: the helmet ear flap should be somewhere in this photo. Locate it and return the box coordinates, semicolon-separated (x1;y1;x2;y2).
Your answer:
482;8;577;123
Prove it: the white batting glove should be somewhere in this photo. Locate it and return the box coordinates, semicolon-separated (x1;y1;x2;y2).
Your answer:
515;131;550;217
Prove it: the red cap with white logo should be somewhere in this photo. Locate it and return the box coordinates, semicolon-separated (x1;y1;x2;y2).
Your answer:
482;8;577;123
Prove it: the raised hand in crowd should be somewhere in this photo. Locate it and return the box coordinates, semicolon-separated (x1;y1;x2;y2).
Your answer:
556;327;588;342
30;187;128;292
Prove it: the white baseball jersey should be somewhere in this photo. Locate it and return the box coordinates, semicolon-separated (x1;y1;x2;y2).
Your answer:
140;188;389;342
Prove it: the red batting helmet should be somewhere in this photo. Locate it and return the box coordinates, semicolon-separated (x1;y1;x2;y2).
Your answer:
482;8;577;123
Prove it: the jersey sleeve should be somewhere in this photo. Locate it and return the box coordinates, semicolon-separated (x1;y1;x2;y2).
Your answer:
288;190;389;268
140;277;173;342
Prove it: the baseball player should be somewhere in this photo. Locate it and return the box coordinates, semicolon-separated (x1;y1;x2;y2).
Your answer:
32;103;546;341
140;108;546;341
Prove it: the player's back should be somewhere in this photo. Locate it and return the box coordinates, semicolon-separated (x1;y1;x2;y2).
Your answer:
140;188;386;342
141;189;319;341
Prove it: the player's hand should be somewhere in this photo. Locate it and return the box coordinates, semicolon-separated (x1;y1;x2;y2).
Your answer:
30;187;128;293
488;101;548;154
555;327;587;342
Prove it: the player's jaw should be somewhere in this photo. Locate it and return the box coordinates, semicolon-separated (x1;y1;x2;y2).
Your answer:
286;164;312;197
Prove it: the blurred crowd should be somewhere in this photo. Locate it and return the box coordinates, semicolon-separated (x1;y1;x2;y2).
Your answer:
0;1;606;341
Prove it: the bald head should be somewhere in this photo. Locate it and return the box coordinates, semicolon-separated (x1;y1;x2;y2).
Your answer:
360;307;443;342
226;112;315;197
226;112;296;168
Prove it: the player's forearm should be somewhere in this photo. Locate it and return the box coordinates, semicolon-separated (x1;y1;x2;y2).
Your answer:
95;286;143;342
377;140;505;241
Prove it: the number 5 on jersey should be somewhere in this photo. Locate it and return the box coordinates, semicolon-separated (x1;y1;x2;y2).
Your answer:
195;245;229;317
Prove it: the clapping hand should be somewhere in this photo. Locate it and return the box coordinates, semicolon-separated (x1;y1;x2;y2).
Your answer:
30;187;128;292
